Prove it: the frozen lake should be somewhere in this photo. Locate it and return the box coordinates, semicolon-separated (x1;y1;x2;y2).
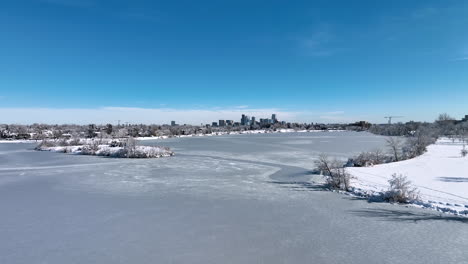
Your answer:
0;131;467;264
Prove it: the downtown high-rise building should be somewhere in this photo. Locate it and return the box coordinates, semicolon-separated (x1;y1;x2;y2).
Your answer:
241;114;250;126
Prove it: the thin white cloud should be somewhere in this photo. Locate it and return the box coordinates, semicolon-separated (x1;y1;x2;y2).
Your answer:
0;107;301;125
298;24;338;57
322;111;345;115
453;57;468;61
0;107;380;125
318;115;353;122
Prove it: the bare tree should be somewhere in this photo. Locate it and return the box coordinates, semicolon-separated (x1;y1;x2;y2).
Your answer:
105;124;113;136
386;137;403;161
437;113;455;122
372;148;386;164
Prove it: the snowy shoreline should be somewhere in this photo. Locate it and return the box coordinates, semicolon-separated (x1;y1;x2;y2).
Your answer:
346;138;468;216
0;128;346;143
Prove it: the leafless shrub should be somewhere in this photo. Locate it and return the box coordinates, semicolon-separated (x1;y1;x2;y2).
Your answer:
386;137;403;162
315;154;351;191
383;174;419;203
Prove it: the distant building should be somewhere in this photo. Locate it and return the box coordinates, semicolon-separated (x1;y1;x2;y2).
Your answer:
251;116;256;125
171;121;177;126
453;115;468;124
219;120;226;127
260;118;270;126
226;120;233;126
271;114;277;123
212;122;218;127
241;114;250;126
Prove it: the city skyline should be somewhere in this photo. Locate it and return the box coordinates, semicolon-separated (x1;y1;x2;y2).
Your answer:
0;106;466;125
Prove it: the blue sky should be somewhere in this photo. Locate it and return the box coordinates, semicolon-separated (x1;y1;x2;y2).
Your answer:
1;0;467;124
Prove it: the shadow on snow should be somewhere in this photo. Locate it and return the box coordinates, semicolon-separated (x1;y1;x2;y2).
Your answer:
437;177;468;182
350;208;468;223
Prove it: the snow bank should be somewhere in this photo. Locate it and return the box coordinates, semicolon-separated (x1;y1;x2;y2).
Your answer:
347;138;468;216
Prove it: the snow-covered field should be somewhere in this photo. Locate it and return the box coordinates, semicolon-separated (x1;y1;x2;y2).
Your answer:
348;138;468;215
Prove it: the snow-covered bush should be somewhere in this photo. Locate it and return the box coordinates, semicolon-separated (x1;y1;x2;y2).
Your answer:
108;140;124;147
315;154;351;191
402;131;436;159
123;146;173;158
383;174;419;203
34;139;56;150
347;149;391;167
56;138;70;146
69;137;82;146
124;137;137;157
81;140;100;155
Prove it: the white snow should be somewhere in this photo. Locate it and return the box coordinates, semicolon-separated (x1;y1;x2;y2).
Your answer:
347;138;468;215
0;139;39;143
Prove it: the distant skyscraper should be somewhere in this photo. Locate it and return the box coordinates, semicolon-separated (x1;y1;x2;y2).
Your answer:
251;116;256;125
226;120;233;126
272;114;277;123
171;121;176;126
212;122;218;127
241;114;250;126
219;120;226;127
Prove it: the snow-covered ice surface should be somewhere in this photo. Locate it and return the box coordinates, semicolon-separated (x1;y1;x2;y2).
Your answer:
348;138;468;215
1;132;467;264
